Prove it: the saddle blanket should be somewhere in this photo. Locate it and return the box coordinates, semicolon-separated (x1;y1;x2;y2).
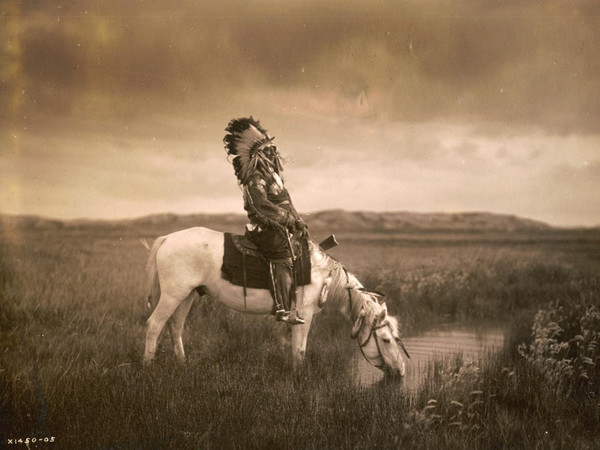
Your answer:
221;232;311;290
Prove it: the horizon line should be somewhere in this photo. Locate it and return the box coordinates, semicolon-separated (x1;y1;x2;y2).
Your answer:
1;209;598;230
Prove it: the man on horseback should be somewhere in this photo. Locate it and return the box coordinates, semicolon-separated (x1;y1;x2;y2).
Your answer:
224;117;308;325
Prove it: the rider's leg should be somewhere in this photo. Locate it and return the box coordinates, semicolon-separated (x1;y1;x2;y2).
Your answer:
269;261;286;316
247;227;304;324
272;259;304;325
272;259;293;310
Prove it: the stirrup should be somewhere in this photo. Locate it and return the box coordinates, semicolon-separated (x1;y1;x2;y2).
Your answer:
286;309;306;325
287;316;305;325
275;309;289;321
275;309;305;325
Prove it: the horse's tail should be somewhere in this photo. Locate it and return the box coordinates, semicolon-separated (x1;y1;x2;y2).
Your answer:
142;236;167;311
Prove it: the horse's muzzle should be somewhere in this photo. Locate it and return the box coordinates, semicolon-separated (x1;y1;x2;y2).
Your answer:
382;366;405;379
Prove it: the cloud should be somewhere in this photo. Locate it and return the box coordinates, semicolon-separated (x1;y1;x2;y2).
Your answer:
2;0;600;226
2;0;599;132
2;112;600;225
283;120;600;226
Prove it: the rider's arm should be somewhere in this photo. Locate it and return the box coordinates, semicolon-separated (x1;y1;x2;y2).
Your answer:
285;199;309;236
244;178;295;229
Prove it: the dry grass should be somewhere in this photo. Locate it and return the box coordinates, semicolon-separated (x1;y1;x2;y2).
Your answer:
1;222;599;448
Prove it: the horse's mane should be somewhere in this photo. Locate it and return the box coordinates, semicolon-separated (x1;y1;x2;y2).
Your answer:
309;242;400;334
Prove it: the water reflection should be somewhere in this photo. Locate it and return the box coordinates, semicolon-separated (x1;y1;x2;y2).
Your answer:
354;325;505;390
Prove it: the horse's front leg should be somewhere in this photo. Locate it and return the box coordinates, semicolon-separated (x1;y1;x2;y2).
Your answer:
291;311;314;369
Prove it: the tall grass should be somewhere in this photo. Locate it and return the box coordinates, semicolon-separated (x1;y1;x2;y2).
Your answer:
1;225;599;448
333;239;596;332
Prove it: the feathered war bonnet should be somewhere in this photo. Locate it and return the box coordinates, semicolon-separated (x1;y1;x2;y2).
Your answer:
223;117;283;184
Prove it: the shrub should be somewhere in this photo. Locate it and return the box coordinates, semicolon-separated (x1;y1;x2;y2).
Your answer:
519;297;600;398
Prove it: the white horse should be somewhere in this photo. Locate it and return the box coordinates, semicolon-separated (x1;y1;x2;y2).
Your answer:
143;227;408;377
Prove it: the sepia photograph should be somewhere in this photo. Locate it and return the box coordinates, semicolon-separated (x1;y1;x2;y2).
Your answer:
1;0;599;448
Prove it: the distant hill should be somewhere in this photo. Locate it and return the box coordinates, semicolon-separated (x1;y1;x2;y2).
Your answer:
0;210;565;234
305;210;553;233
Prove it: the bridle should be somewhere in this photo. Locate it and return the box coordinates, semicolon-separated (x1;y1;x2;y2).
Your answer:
343;268;395;369
358;319;388;369
343;267;411;370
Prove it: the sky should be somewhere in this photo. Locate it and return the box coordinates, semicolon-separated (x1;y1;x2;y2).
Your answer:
1;0;599;227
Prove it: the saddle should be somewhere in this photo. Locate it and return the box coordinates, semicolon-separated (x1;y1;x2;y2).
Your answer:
221;232;311;291
230;234;263;258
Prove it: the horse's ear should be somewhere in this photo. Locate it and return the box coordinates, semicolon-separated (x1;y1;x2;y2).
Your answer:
351;309;366;339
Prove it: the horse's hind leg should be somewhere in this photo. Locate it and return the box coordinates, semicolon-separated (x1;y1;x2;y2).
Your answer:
144;289;189;363
168;292;196;362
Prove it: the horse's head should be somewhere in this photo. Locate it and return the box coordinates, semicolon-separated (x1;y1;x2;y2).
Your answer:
351;301;407;378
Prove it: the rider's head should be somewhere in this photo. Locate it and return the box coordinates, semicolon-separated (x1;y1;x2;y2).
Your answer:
259;143;283;175
224;117;283;183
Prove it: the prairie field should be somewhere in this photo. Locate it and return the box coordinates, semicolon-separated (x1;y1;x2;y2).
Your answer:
1;219;600;449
